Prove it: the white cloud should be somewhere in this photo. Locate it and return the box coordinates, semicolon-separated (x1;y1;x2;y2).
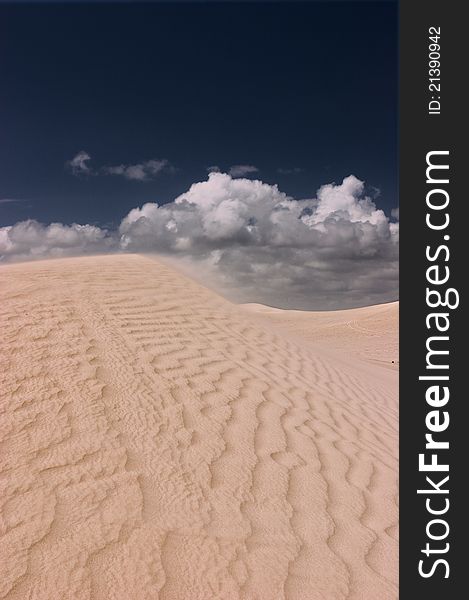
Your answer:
66;151;92;176
0;220;114;262
391;207;399;220
66;152;173;181
0;173;398;309
102;159;173;181
228;165;259;178
119;173;398;308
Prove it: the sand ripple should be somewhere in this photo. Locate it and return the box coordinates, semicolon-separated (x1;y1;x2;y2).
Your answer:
0;255;398;599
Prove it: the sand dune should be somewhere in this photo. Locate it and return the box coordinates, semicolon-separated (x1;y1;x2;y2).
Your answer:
0;254;398;599
242;302;398;365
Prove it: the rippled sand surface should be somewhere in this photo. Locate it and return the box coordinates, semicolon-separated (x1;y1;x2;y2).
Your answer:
0;254;398;599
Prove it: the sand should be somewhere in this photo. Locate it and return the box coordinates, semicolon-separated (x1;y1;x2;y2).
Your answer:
0;254;398;599
242;302;398;362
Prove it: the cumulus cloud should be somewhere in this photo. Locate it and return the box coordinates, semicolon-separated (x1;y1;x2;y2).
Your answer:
391;207;399;220
0;173;399;309
0;220;114;262
66;151;92;176
66;152;173;181
118;173;398;309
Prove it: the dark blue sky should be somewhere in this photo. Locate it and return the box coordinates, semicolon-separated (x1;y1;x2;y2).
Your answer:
0;1;397;228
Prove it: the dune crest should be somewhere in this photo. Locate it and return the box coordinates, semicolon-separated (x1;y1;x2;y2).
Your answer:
0;254;398;599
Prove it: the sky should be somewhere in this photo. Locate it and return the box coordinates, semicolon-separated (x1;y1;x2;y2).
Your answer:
0;1;398;309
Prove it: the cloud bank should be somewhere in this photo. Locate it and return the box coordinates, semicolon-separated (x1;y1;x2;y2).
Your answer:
0;221;113;261
0;173;398;309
